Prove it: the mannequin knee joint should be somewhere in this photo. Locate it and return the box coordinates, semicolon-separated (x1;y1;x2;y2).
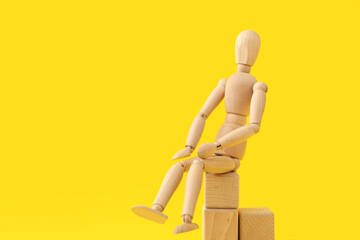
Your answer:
175;161;185;168
192;159;204;168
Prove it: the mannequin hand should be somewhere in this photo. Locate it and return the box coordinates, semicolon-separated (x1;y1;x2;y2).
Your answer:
197;143;217;159
172;146;193;160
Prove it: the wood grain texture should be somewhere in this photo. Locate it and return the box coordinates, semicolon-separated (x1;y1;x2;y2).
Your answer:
203;207;238;240
204;172;239;209
239;208;274;240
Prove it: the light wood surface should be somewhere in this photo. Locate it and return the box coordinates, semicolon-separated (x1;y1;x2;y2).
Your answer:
197;142;218;159
203;207;238;240
131;206;168;224
204;172;239;209
239;207;274;240
182;160;203;217
172;146;192;160
185;113;207;150
235;30;261;66
217;125;255;150
153;162;185;210
237;64;251;73
224;72;257;116
214;121;248;159
199;79;226;117
249;82;267;130
173;222;199;234
214;113;247;159
202;156;239;173
180;155;239;173
215;77;268;154
213;70;257;159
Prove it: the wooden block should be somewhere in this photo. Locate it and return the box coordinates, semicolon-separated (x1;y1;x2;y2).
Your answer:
239;208;274;240
204;172;239;209
203;207;238;240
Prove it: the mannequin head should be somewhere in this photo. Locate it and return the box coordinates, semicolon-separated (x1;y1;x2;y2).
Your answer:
235;30;261;66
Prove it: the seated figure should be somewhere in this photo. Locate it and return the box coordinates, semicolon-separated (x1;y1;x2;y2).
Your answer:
132;30;268;234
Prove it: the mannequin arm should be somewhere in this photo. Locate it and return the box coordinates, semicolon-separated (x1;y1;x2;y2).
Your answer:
198;82;267;158
172;79;227;160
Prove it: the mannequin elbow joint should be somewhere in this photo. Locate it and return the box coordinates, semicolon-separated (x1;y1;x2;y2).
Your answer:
250;123;260;133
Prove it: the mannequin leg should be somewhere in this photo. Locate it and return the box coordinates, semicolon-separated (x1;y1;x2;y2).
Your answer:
174;155;238;234
132;158;196;224
153;161;185;210
182;160;204;219
173;159;203;233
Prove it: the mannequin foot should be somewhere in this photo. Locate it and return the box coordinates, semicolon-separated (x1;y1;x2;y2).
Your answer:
173;223;199;234
173;215;199;234
131;205;168;224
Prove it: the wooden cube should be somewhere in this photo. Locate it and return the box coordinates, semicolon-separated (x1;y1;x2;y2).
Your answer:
239;208;274;240
204;172;239;209
203;207;238;240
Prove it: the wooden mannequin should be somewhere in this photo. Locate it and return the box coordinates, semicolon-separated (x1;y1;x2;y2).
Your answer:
132;30;268;234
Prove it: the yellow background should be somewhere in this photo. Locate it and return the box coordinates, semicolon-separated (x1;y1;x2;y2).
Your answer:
1;0;359;239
